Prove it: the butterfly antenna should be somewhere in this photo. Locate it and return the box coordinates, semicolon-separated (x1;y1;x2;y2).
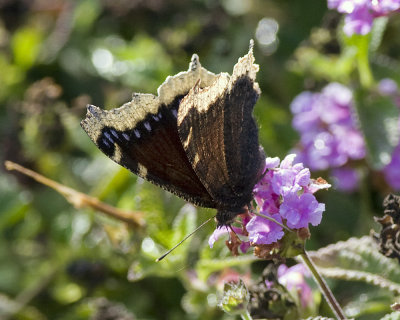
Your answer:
156;215;215;262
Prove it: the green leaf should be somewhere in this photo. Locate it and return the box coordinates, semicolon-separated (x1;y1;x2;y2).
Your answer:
289;46;356;83
309;236;400;294
127;205;198;281
172;204;197;241
11;26;43;69
309;236;399;318
73;0;101;33
90;34;173;89
0;53;23;101
354;89;400;169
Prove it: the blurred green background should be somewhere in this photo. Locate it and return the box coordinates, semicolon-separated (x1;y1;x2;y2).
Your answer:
1;0;400;319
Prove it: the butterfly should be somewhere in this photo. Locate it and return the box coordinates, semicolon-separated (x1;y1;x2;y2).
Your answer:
81;44;265;227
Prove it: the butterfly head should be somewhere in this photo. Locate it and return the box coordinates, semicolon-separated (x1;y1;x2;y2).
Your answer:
216;206;249;227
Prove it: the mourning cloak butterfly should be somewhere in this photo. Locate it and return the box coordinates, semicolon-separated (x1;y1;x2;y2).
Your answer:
81;44;265;226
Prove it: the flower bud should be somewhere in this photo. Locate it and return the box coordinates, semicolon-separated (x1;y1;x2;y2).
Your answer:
219;279;250;316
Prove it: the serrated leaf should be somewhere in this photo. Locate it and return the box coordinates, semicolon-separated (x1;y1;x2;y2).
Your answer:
344;294;394;319
354;89;400;169
309;236;400;294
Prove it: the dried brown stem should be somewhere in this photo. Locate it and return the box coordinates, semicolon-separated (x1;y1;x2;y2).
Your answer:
4;160;145;229
301;250;348;320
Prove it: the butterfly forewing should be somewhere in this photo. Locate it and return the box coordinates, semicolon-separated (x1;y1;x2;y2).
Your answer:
177;49;265;210
81;56;219;208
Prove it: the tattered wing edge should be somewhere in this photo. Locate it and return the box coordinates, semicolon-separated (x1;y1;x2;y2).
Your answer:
81;54;218;142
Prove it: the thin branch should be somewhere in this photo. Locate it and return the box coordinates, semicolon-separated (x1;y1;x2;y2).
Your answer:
4;160;145;229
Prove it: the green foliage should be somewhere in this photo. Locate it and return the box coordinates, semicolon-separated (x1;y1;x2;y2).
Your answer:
355;89;400;169
11;27;43;70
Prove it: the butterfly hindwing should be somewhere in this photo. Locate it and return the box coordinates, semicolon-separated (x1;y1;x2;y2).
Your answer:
177;48;265;210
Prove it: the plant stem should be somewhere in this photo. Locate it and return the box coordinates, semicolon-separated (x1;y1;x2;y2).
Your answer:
241;310;253;320
356;35;373;88
300;250;347;320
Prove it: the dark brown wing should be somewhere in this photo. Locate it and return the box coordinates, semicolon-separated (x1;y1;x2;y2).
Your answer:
177;48;265;210
81;55;218;208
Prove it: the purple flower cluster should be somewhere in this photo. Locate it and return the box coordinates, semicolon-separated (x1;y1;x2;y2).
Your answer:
384;144;400;190
291;83;365;191
276;264;313;308
291;79;400;192
380;79;400;190
209;155;329;249
331;167;360;191
328;0;400;36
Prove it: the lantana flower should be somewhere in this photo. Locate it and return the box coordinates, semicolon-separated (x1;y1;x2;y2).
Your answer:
384;144;400;190
291;83;365;192
209;154;330;256
291;79;400;192
380;79;400;190
328;0;400;36
277;264;313;308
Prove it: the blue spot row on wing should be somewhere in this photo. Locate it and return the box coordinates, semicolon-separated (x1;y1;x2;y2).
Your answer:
99;107;178;151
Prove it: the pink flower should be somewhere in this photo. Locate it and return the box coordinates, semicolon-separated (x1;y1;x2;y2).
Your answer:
279;193;325;229
383;144;400;190
328;0;400;36
332;167;360;192
277;264;313;308
246;213;285;245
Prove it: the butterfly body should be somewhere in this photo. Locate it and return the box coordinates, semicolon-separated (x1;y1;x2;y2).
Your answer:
81;47;265;226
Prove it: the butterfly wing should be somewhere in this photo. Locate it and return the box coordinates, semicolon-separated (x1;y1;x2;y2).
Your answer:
81;55;218;208
177;48;265;210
